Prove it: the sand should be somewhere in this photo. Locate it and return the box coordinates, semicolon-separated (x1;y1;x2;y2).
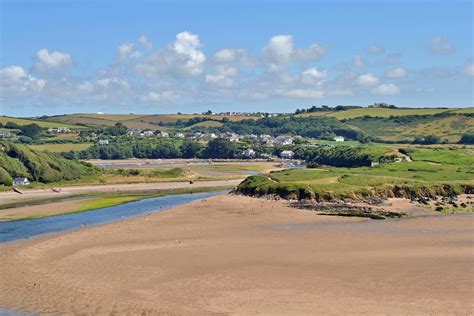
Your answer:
0;179;241;204
0;195;473;315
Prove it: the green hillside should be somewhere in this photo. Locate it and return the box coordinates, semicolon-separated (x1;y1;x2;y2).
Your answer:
0;141;96;186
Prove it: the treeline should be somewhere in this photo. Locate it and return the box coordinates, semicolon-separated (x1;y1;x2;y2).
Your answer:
0;141;96;185
293;145;390;167
195;116;364;140
294;105;362;114
64;138;265;160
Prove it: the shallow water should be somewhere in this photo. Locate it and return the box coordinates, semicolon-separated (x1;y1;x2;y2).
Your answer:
0;191;226;244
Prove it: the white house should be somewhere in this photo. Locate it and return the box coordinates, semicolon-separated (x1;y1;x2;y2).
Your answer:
280;150;294;159
98;139;109;145
126;128;141;136
175;132;185;138
242;148;256;158
142;131;154;137
275;136;293;146
157;131;169;138
13;177;30;186
334;136;345;142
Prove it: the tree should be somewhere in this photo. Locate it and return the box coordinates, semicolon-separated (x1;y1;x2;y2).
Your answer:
21;124;42;139
459;133;474;144
202;138;236;158
180;140;202;158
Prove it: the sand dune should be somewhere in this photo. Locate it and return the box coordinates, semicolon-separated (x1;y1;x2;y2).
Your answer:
0;195;472;315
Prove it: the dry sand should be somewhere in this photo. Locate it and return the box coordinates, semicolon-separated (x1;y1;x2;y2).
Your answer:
0;195;473;315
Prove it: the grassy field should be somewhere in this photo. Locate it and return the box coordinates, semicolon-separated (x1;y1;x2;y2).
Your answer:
0;116;83;129
346;114;473;143
46;113;259;130
237;147;474;201
298;108;472;120
28;143;93;152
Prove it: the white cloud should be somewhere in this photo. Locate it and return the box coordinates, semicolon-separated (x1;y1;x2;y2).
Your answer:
141;91;177;103
372;83;400;95
367;43;384;55
33;49;72;72
302;67;327;84
205;74;234;89
430;35;455;54
118;43;141;62
385;67;408;78
97;77;130;90
0;66;45;96
136;31;206;78
353;55;367;67
138;35;152;49
277;88;324;99
461;63;474;77
357;73;379;87
262;35;327;70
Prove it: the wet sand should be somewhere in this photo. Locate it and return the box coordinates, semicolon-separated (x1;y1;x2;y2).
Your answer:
0;195;472;315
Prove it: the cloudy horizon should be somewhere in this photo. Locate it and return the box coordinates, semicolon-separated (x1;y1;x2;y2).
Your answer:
1;0;473;116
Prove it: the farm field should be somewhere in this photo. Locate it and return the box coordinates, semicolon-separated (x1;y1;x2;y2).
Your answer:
27;143;93;153
0;116;83;129
298;107;472;119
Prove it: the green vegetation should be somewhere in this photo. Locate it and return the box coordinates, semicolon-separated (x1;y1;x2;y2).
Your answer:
236;147;474;201
12;186;231;221
0;141;96;185
28;143;93;153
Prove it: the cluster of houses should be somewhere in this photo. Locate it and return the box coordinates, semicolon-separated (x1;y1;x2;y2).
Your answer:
125;129;184;139
48;127;72;134
201;111;285;118
0;131;14;138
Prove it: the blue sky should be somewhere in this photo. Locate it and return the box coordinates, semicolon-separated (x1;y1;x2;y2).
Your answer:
1;0;473;116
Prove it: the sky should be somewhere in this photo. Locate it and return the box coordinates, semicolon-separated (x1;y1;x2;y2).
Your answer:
0;0;473;116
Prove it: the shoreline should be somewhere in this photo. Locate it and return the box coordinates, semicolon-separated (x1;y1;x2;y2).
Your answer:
0;194;472;314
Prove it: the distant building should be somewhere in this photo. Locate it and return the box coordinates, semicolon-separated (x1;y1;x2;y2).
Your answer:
157;131;169;138
334;136;345;142
48;127;71;134
242;148;256;158
98;139;109;145
142;131;154;137
275;136;293;146
0;131;13;138
13;177;30;186
280;150;294;159
175;132;185;138
126;128;142;136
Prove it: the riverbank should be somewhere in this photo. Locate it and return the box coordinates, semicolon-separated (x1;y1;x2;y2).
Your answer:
1;194;472;314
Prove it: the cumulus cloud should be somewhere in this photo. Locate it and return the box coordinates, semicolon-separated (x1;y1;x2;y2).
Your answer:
136;31;206;78
97;77;130;90
33;49;72;72
353;55;367;67
301;67;327;84
0;66;45;97
277;88;324;99
140;91;177;103
262;35;327;70
429;35;455;54
367;43;384;54
372;83;400;95
118;43;141;62
138;35;153;49
357;73;379;87
385;67;408;78
461;62;474;77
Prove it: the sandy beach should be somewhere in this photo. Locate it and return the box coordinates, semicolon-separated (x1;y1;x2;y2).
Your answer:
0;194;472;315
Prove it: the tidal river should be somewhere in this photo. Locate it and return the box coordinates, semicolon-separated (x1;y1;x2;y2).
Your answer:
0;190;226;243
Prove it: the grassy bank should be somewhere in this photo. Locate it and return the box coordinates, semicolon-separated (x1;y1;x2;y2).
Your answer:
236;148;474;201
11;186;232;221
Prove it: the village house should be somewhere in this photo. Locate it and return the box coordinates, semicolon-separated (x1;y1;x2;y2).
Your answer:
0;131;13;138
142;130;154;137
280;150;294;159
334;136;345;142
157;131;169;138
242;148;256;158
175;132;185;138
48;127;72;134
275;135;293;146
126;128;141;136
98;139;109;145
13;177;30;186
